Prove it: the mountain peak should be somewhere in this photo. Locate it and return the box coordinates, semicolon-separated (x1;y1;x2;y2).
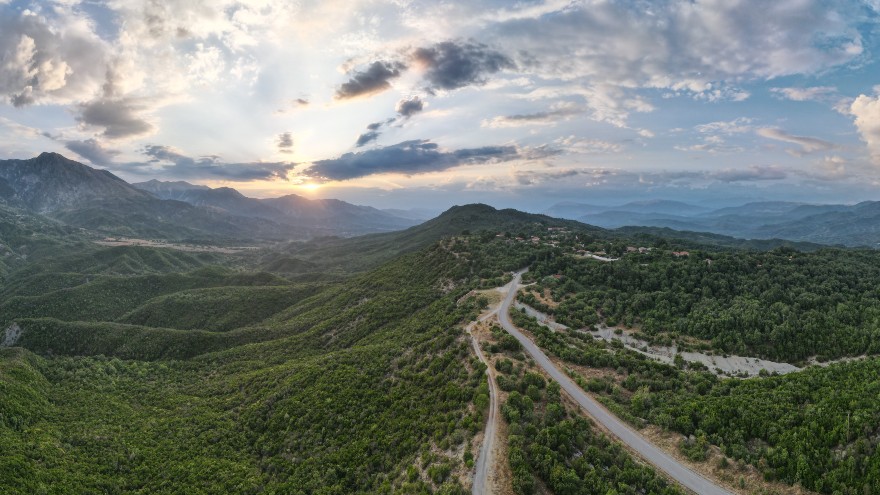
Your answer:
0;153;148;212
36;151;66;160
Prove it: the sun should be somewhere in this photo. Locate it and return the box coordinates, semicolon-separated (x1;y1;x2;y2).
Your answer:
299;182;322;192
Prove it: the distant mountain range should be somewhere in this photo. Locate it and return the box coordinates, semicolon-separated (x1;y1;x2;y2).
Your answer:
0;153;424;242
545;199;880;247
132;179;425;232
2;152;879;248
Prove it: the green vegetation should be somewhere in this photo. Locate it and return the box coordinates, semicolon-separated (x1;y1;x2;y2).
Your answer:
0;268;288;327
0;213;563;493
4;202;880;495
264;203;596;275
0;205;85;276
483;325;682;494
118;285;322;331
528;246;880;362
510;308;880;494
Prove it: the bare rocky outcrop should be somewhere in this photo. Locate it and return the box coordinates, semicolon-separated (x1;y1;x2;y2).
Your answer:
1;322;23;347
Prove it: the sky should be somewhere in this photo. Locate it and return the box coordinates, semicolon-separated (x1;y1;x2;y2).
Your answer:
1;0;880;212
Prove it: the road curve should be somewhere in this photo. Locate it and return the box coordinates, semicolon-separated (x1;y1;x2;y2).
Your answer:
498;270;735;495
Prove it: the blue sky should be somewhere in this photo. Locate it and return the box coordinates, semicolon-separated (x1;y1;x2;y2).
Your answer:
1;0;879;211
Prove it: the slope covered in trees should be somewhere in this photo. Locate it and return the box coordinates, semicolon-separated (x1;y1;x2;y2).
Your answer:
528;246;880;362
3;204;880;494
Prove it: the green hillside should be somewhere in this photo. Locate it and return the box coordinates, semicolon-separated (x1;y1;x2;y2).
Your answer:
3;203;880;494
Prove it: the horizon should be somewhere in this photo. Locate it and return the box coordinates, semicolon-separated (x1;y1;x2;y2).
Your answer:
2;1;880;211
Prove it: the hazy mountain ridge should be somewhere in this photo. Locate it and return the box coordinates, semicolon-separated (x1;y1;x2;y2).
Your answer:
0;153;418;242
134;180;419;233
545;199;880;247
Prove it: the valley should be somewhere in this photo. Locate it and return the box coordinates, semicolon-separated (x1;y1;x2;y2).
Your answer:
1;155;880;494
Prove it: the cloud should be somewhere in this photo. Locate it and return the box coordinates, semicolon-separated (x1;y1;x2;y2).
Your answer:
800;155;852;181
335;61;405;100
353;118;396;147
850;93;880;165
140;145;293;181
396;96;425;118
277;132;293;153
517;83;654;127
513;164;790;189
490;1;864;96
355;130;381;147
695;118;754;135
675;141;745;154
412;40;514;92
771;86;838;102
77;98;154;139
514;168;583;186
303;139;520;180
0;8;108;107
64;138;120;167
483;101;582;128
274;98;309;115
756;127;836;154
710;165;788;182
553;136;623;154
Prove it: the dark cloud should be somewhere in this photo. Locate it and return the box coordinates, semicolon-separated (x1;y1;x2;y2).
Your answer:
486;104;582;127
304;139;519;181
78;98;153;138
355;118;396;147
335;61;405;100
412;41;514;91
355;130;381;147
396;97;425;118
64;138;121;167
11;91;35;108
274;98;310;114
277;132;293;153
140;145;293;181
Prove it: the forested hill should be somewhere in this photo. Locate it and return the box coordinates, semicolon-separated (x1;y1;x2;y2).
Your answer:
3;203;880;493
260;203;604;276
0;225;542;493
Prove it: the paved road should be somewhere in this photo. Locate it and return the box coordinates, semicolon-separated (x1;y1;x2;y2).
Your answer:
498;270;735;495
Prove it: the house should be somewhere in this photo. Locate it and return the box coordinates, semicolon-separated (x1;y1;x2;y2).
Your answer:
672;251;690;257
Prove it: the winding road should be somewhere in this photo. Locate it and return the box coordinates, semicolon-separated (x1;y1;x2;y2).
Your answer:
497;270;735;495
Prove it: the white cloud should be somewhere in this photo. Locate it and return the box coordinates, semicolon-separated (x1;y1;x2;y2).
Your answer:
491;0;864;97
850;92;880;165
554;136;623;154
516;83;654;127
756;127;836;154
695;117;754;135
0;8;108;106
771;86;838;102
